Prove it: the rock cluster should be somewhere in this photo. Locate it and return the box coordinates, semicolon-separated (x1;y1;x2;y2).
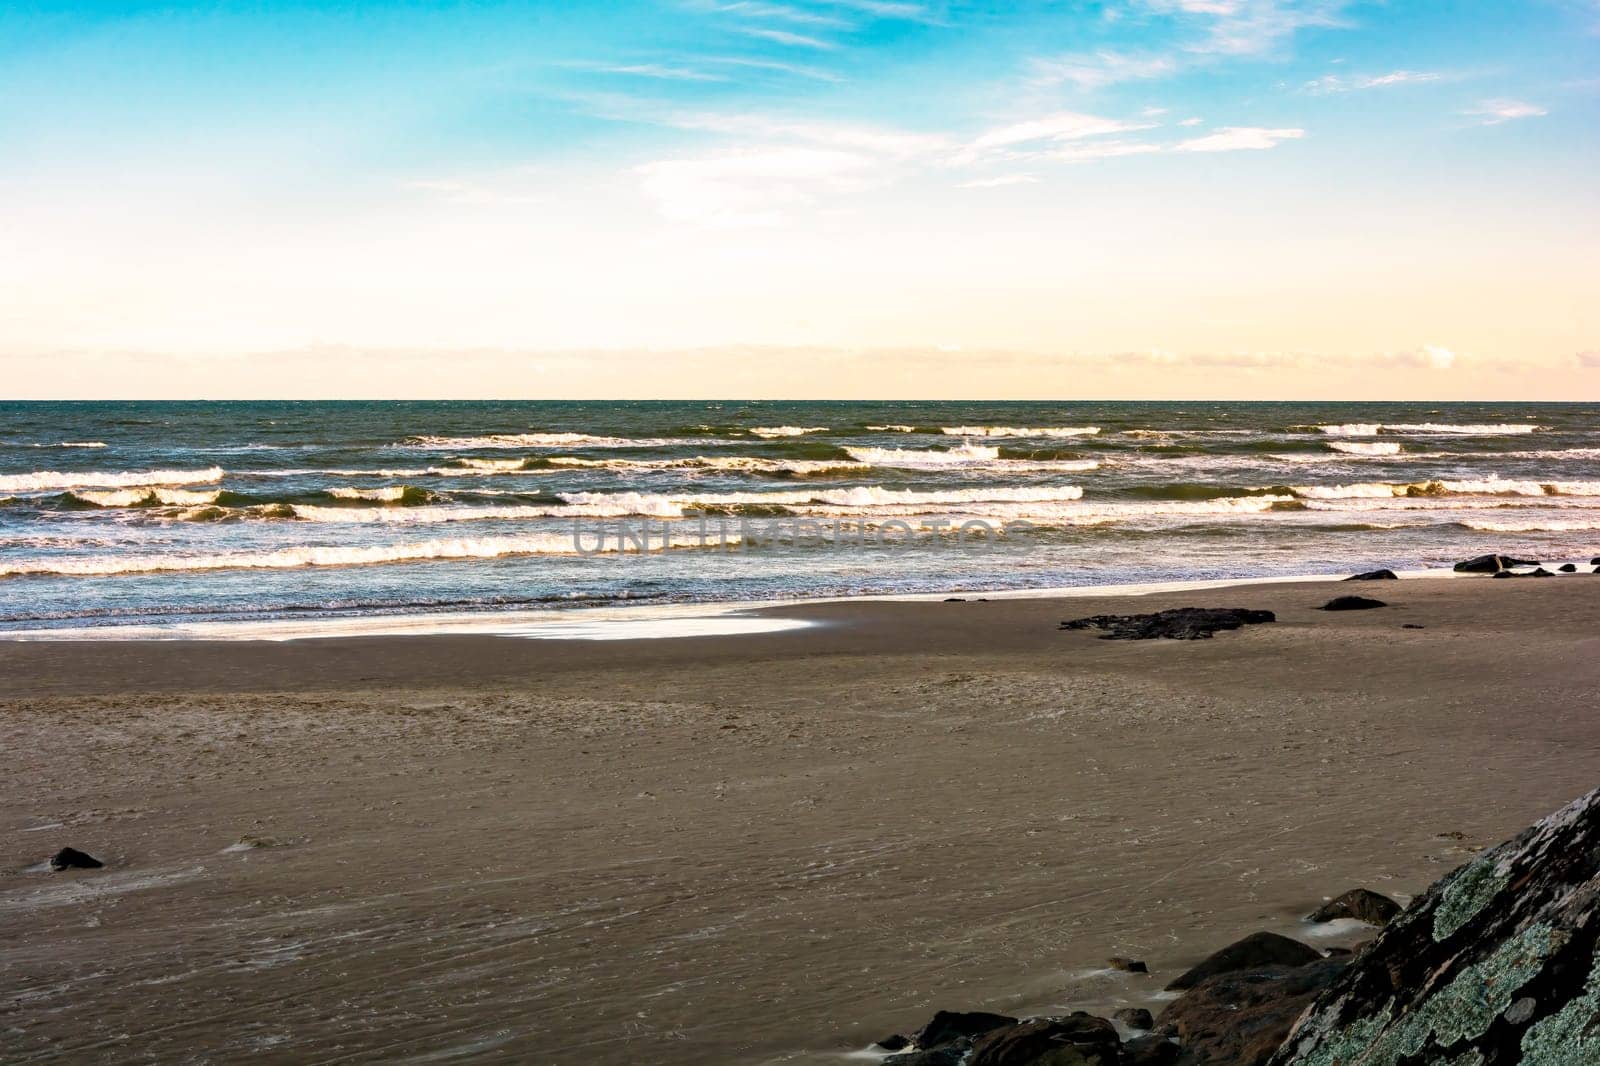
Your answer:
1060;608;1276;641
1317;596;1386;612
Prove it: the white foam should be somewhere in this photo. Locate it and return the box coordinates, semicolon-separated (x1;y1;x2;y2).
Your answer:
865;424;917;432
1317;423;1537;436
0;466;225;492
327;486;418;502
406;432;684;449
747;425;828;438
843;444;1001;466
1291;479;1600;500
1327;441;1402;456
1462;518;1600;532
941;425;1101;438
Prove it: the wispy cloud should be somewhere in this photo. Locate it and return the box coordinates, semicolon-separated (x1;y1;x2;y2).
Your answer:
1173;125;1305;151
1463;99;1548;125
736;26;837;49
1303;69;1441;94
636;146;877;226
959;174;1039;188
1143;0;1351;57
593;63;730;82
1030;50;1178;90
701;55;844;82
968;112;1158;152
1578;350;1600;368
702;2;850;27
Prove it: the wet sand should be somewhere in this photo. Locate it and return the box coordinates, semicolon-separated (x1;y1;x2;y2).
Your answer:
3;576;1599;1063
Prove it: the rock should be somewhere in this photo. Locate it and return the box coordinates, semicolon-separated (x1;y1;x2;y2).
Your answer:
1114;1007;1155;1030
1270;785;1600;1064
1345;569;1399;581
1306;887;1401;926
1318;596;1386;611
911;1010;1018;1051
1560;563;1578;573
1162;958;1347;1066
968;1014;1120;1066
1060;608;1275;641
1592;556;1600;565
1454;553;1539;573
1124;1033;1182;1065
1108;956;1149;973
48;847;102;871
1401;623;1425;629
1166;931;1323;990
944;597;966;602
875;1034;911;1051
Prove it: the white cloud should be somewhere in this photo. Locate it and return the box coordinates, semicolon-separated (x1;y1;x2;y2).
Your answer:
1421;344;1457;369
1173;126;1305;151
959;174;1040;188
1464;99;1548;125
1578;350;1600;368
1179;116;1205;126
669;112;950;156
706;2;850;27
1053;140;1165;160
1142;0;1350;57
968;112;1157;152
1030;51;1179;90
702;56;842;82
1304;69;1441;94
636;147;875;226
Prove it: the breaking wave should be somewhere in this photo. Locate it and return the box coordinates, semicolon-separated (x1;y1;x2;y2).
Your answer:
1327;441;1402;456
940;426;1102;438
1317;423;1538;437
0;467;226;493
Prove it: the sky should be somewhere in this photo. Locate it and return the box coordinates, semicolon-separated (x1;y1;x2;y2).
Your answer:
1;0;1596;399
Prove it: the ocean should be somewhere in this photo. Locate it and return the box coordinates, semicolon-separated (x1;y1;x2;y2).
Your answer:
1;400;1596;633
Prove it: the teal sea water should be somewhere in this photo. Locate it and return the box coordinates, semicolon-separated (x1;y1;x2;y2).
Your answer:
1;401;1596;632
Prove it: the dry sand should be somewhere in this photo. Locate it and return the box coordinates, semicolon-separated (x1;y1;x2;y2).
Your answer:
3;576;1599;1063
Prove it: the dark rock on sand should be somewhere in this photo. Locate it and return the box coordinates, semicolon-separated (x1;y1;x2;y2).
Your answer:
1318;595;1386;611
969;1014;1120;1066
875;1034;911;1051
1060;608;1275;641
1306;887;1401;926
1401;623;1425;629
1124;1033;1182;1065
1270;785;1600;1065
48;847;102;871
1162;957;1347;1066
1454;553;1539;573
1593;556;1600;565
1114;1007;1155;1030
1166;931;1322;990
943;597;966;602
1108;956;1149;973
912;1010;1018;1051
1560;563;1578;573
1495;566;1556;579
1345;569;1398;581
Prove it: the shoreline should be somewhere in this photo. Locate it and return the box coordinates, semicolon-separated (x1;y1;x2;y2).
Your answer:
4;573;1598;1063
0;560;1538;643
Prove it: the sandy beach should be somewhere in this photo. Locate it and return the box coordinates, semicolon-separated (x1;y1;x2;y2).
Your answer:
3;575;1598;1063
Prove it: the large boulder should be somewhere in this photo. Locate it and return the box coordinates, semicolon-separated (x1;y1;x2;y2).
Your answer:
1159;958;1347;1065
1270;786;1600;1064
1060;608;1275;641
48;847;102;871
911;1010;1018;1051
968;1013;1120;1065
1306;888;1401;926
1166;931;1324;990
1454;554;1538;573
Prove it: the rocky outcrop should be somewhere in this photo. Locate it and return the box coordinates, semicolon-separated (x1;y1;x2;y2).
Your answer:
1114;1007;1155;1030
1346;569;1399;581
1167;932;1324;990
1318;596;1387;611
1306;888;1401;926
1060;608;1276;641
1493;567;1555;579
48;847;102;870
1108;956;1149;973
911;1010;1017;1051
1159;958;1347;1065
1270;786;1600;1064
1454;554;1539;573
969;1014;1121;1065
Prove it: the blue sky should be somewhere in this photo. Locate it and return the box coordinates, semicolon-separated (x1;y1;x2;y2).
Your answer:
2;1;1596;397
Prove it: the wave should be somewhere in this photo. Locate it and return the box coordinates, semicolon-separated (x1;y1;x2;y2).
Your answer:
0;467;225;493
1290;479;1600;500
1461;518;1600;532
4;441;109;449
843;444;998;466
1317;423;1538;437
68;488;224;508
748;426;828;438
865;424;918;432
326;485;441;504
940;426;1101;438
1327;441;1402;456
405;432;685;449
0;531;736;578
